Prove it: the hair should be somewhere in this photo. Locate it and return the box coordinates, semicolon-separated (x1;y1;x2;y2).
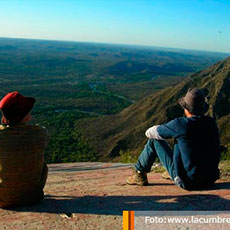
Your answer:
1;111;28;125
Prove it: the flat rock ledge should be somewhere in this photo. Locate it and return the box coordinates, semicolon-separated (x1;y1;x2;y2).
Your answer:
0;162;230;230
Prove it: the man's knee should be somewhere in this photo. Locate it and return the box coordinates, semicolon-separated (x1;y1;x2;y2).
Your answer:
146;139;155;147
152;139;168;148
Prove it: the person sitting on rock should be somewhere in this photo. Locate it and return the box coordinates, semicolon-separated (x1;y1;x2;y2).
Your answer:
127;88;220;190
0;91;49;208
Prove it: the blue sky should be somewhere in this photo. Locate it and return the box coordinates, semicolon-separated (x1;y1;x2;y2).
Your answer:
0;0;229;53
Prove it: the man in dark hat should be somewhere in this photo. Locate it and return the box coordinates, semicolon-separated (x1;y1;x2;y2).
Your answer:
0;91;49;207
127;88;220;190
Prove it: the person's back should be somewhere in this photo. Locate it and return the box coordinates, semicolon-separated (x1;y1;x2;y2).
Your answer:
172;115;220;189
0;91;49;208
127;88;221;190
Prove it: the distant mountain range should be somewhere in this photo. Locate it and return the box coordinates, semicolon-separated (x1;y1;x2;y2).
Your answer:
77;57;230;160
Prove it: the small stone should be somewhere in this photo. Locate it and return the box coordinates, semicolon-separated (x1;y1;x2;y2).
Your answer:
59;213;73;219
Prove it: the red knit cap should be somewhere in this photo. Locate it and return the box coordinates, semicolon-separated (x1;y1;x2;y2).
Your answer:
0;91;35;124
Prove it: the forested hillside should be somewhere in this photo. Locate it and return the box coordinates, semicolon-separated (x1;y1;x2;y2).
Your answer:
77;57;230;161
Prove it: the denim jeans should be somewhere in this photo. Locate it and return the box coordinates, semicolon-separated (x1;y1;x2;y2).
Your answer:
135;139;184;188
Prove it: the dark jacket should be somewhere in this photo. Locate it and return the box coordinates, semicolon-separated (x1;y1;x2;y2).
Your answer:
157;115;220;189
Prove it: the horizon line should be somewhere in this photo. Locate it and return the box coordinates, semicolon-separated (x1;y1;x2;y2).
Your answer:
0;36;230;55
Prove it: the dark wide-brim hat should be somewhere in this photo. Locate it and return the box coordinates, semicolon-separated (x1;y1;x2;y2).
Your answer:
179;88;209;115
0;91;35;124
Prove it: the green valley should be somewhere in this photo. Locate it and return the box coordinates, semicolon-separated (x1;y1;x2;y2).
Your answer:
0;38;228;163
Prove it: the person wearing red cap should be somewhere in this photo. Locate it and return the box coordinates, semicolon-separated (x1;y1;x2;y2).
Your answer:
0;91;49;208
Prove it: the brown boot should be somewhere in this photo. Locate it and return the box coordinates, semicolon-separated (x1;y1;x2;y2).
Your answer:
126;168;148;186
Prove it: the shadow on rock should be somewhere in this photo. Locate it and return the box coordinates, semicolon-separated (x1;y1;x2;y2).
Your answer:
8;191;230;216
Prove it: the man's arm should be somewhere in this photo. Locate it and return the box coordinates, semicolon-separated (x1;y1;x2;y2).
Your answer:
145;125;165;140
145;118;183;140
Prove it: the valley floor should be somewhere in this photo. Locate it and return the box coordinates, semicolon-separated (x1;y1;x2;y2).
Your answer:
0;162;230;230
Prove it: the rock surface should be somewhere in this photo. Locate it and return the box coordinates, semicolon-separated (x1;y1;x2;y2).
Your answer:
1;162;230;230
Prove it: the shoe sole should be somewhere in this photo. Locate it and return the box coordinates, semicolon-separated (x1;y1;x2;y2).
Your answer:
126;179;148;186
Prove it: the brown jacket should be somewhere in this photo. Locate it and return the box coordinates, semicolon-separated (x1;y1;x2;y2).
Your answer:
0;123;49;208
